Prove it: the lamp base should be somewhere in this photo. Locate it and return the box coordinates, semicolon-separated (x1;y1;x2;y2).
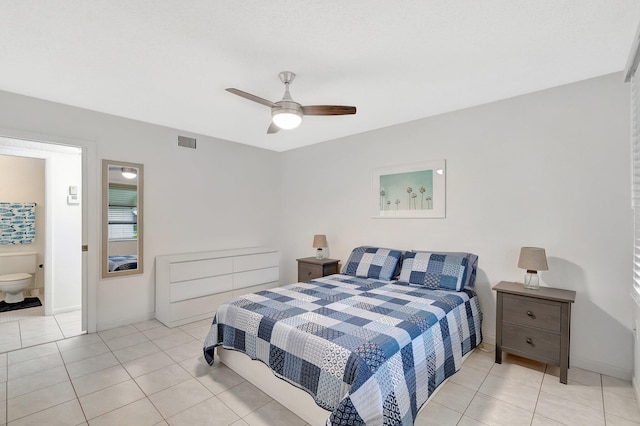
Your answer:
523;271;540;290
315;248;325;260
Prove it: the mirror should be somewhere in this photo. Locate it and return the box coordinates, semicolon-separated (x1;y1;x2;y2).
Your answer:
102;160;143;278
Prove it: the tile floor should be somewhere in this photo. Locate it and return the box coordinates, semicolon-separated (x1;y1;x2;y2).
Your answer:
0;296;83;353
0;316;637;425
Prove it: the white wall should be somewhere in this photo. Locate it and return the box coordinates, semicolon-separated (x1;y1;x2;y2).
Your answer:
0;90;282;330
280;73;633;379
49;150;82;313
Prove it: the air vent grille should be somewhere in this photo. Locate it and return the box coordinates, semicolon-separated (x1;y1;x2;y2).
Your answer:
178;136;196;149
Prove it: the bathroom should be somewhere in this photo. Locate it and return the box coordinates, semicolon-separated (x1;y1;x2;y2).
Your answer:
0;141;83;344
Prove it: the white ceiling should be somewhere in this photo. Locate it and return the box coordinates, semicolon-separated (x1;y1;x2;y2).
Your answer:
1;1;639;152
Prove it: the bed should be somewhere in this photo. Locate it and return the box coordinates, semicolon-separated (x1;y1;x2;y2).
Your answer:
203;247;482;425
107;254;138;272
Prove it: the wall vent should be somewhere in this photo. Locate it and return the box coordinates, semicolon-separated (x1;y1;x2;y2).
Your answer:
178;136;196;149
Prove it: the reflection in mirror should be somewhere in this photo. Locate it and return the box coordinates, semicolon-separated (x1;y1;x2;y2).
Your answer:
102;160;143;278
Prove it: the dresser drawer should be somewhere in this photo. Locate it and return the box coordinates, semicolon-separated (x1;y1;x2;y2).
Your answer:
502;323;560;364
503;294;561;332
298;263;322;281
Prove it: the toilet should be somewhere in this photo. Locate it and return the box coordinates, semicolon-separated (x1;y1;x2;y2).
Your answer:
0;252;36;303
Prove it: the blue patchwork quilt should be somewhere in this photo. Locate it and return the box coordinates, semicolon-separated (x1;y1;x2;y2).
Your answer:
203;274;482;425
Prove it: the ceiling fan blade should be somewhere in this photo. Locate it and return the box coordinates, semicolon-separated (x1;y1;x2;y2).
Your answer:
302;105;356;116
226;88;277;108
267;122;280;134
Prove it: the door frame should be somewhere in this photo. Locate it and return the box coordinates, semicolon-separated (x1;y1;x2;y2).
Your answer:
0;128;97;333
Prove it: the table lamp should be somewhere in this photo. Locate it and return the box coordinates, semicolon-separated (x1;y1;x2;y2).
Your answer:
313;235;328;260
518;247;548;290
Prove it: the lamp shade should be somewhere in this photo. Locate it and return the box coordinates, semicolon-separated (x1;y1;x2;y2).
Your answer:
517;247;548;272
312;234;328;249
272;109;302;130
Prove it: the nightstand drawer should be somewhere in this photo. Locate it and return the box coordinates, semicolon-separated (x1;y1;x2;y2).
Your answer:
502;323;560;364
298;263;322;281
503;294;561;332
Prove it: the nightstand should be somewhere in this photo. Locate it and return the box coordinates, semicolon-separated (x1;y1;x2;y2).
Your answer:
296;257;340;282
493;281;576;384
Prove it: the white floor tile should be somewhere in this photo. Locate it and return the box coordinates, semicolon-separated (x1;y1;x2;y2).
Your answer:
415;401;462;426
152;330;196;351
104;331;150;351
604;391;640;423
217;381;272;418
196;364;245;395
242;400;306;426
133;319;164;332
97;325;138;341
480;373;540;411
56;333;103;352
148;378;213;418
605;412;640;426
60;341;111;364
123;351;174;378
430;381;476;414
603;375;637;400
71;364;132;397
179;355;216;378
7;352;63;381
8;399;85;426
535;390;605;426
66;352;120;379
163;340;203;363
166;396;240;426
464;392;533;426
79;379;145;420
89;397;163;426
7;381;76;422
541;371;604;411
7;342;59;365
142;326;182;341
112;340;160;364
135;363;191;396
447;365;487;391
7;365;69;398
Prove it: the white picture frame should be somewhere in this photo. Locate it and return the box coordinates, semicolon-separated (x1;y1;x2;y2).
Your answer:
372;159;446;218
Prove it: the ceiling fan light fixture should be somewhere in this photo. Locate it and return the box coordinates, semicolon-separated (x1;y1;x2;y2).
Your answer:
272;109;302;130
121;167;137;179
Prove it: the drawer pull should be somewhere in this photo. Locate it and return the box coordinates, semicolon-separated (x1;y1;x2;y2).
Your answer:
307;271;312;275
526;311;534;317
526;338;533;345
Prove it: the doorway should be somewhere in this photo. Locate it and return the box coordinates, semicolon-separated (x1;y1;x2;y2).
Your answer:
0;134;96;344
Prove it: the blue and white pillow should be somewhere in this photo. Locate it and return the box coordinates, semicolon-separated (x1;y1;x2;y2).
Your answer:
342;246;403;281
399;252;467;291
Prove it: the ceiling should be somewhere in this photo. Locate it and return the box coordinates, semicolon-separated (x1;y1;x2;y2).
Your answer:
1;1;639;152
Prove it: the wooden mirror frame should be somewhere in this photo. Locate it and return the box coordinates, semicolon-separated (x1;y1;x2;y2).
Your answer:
101;159;144;278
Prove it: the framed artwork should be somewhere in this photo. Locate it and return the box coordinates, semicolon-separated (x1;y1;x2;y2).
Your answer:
372;160;446;218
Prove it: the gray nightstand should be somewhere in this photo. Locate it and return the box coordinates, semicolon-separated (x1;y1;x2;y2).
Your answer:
296;257;340;282
493;281;576;384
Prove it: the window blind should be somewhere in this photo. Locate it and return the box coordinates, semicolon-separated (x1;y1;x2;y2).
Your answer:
632;73;640;291
108;184;137;240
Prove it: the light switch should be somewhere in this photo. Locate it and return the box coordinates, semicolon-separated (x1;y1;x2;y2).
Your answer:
69;186;78;195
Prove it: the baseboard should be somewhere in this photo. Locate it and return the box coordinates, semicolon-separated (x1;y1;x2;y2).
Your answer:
482;333;496;345
569;354;632;381
96;312;155;332
51;304;81;315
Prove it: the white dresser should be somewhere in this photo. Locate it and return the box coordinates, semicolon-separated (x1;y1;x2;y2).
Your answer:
155;247;279;327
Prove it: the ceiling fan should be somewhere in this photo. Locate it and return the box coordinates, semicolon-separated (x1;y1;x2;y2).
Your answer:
226;71;357;134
